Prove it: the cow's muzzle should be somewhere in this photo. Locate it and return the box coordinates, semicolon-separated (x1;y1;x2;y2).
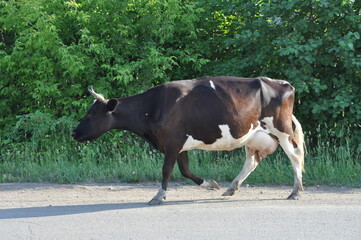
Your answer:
71;131;83;142
71;130;97;142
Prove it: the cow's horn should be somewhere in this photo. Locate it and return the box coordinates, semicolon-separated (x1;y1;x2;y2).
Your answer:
88;87;106;102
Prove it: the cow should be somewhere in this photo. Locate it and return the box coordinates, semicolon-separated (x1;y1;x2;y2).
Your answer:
72;76;305;205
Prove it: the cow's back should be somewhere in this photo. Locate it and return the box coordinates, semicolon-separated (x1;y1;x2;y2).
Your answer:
164;77;264;144
142;76;295;151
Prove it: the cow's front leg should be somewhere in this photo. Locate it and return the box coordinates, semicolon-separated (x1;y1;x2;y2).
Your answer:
148;151;178;205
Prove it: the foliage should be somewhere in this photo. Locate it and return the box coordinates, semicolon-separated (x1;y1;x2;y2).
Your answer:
0;0;208;129
196;0;361;147
1;0;360;149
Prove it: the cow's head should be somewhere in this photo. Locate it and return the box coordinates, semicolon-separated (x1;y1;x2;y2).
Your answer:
72;88;119;142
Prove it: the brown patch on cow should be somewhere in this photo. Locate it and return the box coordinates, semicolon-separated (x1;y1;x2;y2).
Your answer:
291;138;298;148
269;133;279;143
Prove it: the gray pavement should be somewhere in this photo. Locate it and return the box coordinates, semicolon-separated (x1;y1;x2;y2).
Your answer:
0;183;360;239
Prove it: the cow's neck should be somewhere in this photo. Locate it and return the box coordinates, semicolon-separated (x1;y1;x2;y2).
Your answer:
115;93;161;150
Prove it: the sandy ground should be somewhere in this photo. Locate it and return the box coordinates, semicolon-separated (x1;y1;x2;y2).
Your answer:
0;182;360;239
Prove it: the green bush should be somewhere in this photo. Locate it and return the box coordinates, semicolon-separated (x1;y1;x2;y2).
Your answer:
1;0;360;150
197;0;361;147
0;0;208;128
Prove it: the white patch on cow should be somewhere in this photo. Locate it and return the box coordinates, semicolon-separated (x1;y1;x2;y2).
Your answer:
180;117;284;156
200;180;211;188
181;124;252;152
261;116;304;162
93;99;97;104
209;80;216;90
261;117;290;147
180;122;279;153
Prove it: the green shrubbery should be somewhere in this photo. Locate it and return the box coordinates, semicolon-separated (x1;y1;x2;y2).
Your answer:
1;0;360;143
0;0;360;184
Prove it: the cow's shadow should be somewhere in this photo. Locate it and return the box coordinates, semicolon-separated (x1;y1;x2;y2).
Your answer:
0;202;146;219
0;198;260;219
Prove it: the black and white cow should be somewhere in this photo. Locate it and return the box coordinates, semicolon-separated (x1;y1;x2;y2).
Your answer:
72;76;305;205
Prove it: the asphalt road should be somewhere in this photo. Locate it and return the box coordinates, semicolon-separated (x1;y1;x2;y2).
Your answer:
0;183;360;240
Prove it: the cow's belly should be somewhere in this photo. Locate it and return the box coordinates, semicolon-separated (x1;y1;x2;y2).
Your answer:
180;123;278;153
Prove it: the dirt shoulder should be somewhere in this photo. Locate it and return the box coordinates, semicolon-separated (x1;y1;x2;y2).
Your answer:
1;182;360;208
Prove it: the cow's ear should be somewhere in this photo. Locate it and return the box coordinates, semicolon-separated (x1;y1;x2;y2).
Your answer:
107;99;118;112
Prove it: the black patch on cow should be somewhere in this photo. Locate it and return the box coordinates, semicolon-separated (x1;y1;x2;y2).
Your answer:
179;84;225;144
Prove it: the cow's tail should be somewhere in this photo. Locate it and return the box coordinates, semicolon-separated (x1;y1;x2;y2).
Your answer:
292;114;305;171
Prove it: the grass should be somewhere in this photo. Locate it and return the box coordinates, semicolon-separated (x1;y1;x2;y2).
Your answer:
1;133;360;187
1;112;360;187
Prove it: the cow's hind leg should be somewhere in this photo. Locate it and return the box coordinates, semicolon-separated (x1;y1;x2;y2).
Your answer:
280;139;304;200
222;147;260;196
177;151;220;189
262;115;305;200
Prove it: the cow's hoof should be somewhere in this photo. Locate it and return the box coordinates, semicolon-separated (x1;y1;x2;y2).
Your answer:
222;189;235;196
203;179;220;190
287;193;300;200
148;197;165;205
148;188;166;205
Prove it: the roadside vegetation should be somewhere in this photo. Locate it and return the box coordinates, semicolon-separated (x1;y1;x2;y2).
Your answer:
0;112;360;187
0;0;360;186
